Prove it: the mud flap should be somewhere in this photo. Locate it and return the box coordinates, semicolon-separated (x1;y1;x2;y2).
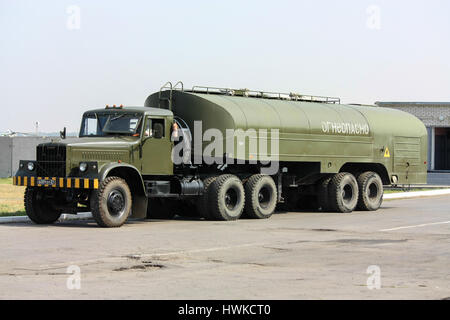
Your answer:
130;194;148;219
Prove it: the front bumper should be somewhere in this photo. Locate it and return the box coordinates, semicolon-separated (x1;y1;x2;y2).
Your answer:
13;176;99;189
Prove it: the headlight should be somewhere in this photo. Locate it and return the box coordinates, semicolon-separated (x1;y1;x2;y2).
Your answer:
79;163;88;172
27;162;35;171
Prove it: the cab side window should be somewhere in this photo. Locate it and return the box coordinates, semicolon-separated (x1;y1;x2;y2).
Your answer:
152;119;165;139
144;118;165;139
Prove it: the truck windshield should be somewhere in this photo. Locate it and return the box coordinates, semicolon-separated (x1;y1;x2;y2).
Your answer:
79;113;143;137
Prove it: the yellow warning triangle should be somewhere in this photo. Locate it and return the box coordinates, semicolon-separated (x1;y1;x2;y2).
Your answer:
384;147;390;158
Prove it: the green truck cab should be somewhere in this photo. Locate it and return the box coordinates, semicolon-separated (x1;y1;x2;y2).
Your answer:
13;82;428;227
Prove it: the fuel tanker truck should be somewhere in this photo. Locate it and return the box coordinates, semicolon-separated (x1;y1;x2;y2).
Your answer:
13;82;427;227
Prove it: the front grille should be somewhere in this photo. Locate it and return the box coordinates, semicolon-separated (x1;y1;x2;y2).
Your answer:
36;143;66;177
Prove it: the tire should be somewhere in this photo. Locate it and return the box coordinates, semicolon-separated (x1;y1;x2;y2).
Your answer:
317;175;333;212
24;187;62;224
208;174;245;221
328;172;359;213
243;174;277;219
356;172;383;211
197;176;218;220
147;198;176;219
90;176;132;227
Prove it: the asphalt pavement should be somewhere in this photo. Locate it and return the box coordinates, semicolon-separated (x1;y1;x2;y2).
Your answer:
0;196;449;299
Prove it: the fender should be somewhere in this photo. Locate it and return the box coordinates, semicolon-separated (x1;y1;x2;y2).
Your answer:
99;163;145;194
98;162;147;219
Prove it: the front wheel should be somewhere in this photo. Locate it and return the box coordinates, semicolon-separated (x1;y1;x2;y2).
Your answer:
90;176;132;227
24;187;62;224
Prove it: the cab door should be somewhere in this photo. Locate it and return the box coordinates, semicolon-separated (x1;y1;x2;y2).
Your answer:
141;116;173;175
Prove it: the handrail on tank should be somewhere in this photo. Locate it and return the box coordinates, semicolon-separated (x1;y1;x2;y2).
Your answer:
190;85;340;104
173;81;184;91
159;81;173;93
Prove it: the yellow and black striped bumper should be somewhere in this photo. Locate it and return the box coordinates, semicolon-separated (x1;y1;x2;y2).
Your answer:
13;176;99;189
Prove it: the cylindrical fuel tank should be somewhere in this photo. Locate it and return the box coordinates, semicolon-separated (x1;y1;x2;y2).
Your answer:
145;90;426;166
145;91;426;154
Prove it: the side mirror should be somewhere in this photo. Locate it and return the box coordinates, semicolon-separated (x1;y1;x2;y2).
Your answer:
60;127;67;140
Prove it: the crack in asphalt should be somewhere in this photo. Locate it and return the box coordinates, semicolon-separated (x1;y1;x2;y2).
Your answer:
113;262;165;272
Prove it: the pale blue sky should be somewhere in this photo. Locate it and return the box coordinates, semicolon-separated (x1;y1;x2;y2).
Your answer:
1;0;449;132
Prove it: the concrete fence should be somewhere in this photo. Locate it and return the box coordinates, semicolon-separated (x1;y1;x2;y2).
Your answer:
0;137;53;178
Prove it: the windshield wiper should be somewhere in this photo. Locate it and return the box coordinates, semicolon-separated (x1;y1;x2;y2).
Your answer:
110;114;125;121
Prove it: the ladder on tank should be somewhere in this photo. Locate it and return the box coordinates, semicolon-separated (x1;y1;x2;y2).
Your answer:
158;81;184;110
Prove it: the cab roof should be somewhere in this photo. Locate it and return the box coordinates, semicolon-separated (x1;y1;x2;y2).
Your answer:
83;106;173;117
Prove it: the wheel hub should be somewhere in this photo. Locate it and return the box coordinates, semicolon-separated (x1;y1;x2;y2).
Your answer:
107;190;125;216
225;188;238;210
368;182;379;200
258;186;271;209
342;184;354;204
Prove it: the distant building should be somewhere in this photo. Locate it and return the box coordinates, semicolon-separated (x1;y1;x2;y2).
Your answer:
376;102;450;185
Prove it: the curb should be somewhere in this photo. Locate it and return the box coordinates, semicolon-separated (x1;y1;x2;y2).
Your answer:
0;213;93;224
384;188;450;200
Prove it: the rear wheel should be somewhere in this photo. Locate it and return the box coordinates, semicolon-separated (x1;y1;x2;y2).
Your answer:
356;172;383;211
24;187;62;224
244;174;277;219
328;172;359;213
90;176;132;227
208;174;245;221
